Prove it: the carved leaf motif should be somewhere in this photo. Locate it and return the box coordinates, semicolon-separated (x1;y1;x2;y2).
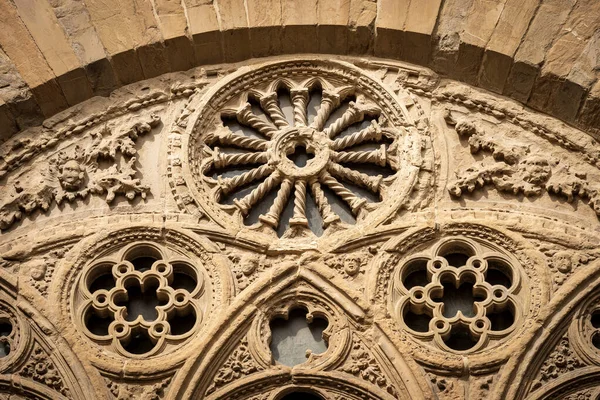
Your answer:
340;340;397;396
0;114;160;230
447;114;600;217
530;335;585;392
19;343;70;398
105;377;171;400
206;338;262;395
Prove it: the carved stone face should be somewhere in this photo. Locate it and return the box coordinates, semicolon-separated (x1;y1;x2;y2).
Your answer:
553;251;573;273
521;156;551;184
60;160;84;190
28;259;47;281
344;255;361;276
240;256;258;276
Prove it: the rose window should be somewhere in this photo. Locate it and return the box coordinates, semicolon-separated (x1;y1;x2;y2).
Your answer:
393;238;522;352
177;60;424;239
0;317;13;358
76;243;206;357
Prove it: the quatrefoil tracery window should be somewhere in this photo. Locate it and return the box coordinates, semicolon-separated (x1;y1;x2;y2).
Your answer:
77;243;205;357
394;238;522;353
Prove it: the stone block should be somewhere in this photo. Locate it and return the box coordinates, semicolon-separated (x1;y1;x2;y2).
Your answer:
57;68;94;106
430;0;474;75
192;31;224;66
165;36;196;72
578;81;600;132
30;79;69;117
85;58;119;97
479;0;539;93
504;61;538;103
138;42;172;79
318;25;348;55
111;49;145;86
249;26;283;59
478;50;513;94
282;26;318;55
13;0;81;76
0;100;17;142
348;0;377;55
222;29;252;63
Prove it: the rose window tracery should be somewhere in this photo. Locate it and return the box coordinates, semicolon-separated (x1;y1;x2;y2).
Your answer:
174;60;424;240
76;242;206;357
392;237;522;352
0;317;13;358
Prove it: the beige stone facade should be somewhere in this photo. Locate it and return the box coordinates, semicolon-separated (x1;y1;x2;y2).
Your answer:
1;2;600;400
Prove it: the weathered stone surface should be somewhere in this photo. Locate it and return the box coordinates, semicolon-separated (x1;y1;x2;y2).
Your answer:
457;0;506;84
0;55;599;400
504;0;575;102
0;0;599;158
479;0;539;93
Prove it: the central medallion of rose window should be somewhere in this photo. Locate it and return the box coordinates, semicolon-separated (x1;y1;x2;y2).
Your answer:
178;59;425;239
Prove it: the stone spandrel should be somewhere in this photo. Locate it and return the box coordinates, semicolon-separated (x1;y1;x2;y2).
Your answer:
0;55;600;400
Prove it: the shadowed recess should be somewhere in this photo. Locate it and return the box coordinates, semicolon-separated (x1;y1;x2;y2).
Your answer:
402;260;428;289
433;281;485;319
280;392;324;400
124;330;156;354
443;323;478;351
85;308;114;336
592;310;600;329
404;309;432;333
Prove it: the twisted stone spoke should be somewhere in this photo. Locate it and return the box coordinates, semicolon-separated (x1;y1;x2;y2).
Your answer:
319;171;366;215
309;180;340;228
234;171;282;216
324;101;365;139
331;120;383;150
212;148;269;169
259;178;294;228
289;180;308;227
260;92;289;129
236;103;278;138
217;164;274;196
310;90;341;131
211;126;268;151
332;144;387;167
290;88;309;127
327;162;382;193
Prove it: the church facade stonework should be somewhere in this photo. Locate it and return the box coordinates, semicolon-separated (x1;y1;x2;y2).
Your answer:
1;53;600;400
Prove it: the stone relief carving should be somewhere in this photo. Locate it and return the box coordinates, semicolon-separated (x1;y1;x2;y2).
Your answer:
446;112;600;217
74;240;209;357
205;337;262;395
18;343;70;398
339;338;398;396
2;56;600;399
105;376;171;400
391;235;522;353
169;58;428;244
0;114;160;230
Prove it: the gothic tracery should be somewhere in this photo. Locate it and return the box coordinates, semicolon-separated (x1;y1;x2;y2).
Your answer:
1;54;600;400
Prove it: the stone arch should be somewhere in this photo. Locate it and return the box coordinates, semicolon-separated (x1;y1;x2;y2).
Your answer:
171;261;431;399
0;1;598;139
494;258;600;399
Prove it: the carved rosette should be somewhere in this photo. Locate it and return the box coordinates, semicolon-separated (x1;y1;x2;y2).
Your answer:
168;58;425;244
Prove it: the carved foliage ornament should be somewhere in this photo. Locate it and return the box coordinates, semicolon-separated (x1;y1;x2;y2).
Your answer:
445;112;600;217
0;114;160;230
169;59;425;241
